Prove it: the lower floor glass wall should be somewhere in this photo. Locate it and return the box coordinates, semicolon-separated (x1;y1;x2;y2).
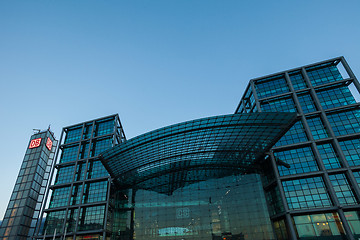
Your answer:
293;213;346;240
111;174;275;240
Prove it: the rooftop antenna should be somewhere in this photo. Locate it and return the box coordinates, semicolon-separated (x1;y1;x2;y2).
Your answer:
33;129;41;134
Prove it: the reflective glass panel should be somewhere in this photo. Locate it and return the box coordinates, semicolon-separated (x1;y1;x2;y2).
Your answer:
255;75;289;99
327;109;360;136
329;174;357;205
339;138;360;166
283;177;331;210
306;64;343;86
317;143;342;169
289;71;307;90
274;147;318;176
293;212;345;239
297;93;317;113
316;86;356;110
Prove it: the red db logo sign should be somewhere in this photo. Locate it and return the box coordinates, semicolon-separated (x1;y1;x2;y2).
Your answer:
29;138;42;149
46;138;53;151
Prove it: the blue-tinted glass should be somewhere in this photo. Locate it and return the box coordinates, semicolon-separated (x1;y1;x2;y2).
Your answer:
83;181;108;203
70;184;81;205
60;145;78;163
90;138;112;157
42;210;66;235
289;71;307;90
242;87;255;112
79;142;90;159
49;187;70;208
78;205;105;231
353;172;360;186
66;208;78;232
82;123;93;139
306;64;342;86
307;117;329;140
317;143;341;169
128;174;275;239
274;147;318;176
261;97;297;112
64;127;82;144
87;161;109;179
75;163;86;181
94;118;114;137
255;75;289;99
55;165;74;184
329;174;357;205
297;93;317;113
275;120;308;147
283;177;331;210
327;109;360;136
339;139;360;166
316;86;356;110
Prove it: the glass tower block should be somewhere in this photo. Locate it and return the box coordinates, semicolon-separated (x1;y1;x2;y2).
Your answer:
236;57;360;240
0;130;57;240
37;115;125;239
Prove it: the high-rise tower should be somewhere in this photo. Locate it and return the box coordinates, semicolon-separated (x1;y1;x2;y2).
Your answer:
0;129;57;240
236;56;360;240
37;115;125;239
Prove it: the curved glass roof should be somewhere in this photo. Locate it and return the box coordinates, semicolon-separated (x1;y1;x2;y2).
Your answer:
100;113;297;194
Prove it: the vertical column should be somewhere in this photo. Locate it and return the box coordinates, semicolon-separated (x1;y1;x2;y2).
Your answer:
64;123;85;238
35;130;64;239
341;57;360;92
103;178;112;240
268;151;297;240
250;80;262;113
302;67;356;240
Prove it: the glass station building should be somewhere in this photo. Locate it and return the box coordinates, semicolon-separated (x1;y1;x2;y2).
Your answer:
36;56;360;240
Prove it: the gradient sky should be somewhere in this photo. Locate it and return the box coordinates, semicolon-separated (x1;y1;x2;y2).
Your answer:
1;0;360;219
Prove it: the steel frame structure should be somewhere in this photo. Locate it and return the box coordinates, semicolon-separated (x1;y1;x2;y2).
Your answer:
236;56;360;240
36;114;126;240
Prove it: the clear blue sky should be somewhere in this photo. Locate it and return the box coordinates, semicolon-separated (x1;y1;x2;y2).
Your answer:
1;0;360;219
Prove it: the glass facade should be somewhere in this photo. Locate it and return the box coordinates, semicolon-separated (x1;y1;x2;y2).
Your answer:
32;57;360;240
113;174;275;240
236;57;360;240
39;115;125;239
0;130;57;240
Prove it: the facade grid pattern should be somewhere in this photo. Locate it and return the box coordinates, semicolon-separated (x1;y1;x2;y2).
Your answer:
37;115;125;240
236;56;360;240
32;57;360;240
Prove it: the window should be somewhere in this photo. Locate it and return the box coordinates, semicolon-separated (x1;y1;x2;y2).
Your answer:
297;93;317;113
327;109;360;136
329;174;357;205
64;127;82;144
316;85;356;110
289;71;307;90
339;138;360;166
317;143;342;169
274;146;318;176
275;120;308;147
293;213;345;239
306;64;343;86
283;177;331;210
255;75;289;99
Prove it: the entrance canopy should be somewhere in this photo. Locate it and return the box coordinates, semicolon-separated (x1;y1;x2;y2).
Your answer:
100;113;296;194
